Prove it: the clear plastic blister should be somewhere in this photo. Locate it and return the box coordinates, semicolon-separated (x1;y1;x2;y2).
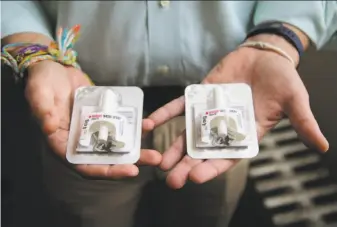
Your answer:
185;83;259;159
66;86;144;164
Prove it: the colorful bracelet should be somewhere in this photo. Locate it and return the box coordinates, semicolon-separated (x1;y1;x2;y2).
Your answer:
1;25;85;82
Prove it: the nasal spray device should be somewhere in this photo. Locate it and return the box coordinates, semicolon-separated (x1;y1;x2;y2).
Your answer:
66;86;144;165
199;86;229;144
185;84;259;159
77;89;127;151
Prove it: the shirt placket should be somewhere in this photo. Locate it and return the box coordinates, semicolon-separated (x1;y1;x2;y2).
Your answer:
146;1;183;85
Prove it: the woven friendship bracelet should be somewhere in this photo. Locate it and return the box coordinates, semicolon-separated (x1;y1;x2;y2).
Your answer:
15;44;49;62
1;25;83;81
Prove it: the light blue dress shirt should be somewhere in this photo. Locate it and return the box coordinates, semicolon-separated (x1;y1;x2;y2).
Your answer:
1;1;337;86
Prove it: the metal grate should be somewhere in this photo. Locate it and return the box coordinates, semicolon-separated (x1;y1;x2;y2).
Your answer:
249;119;337;227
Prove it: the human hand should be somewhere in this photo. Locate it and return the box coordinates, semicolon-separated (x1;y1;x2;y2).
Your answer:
146;36;329;189
25;60;161;178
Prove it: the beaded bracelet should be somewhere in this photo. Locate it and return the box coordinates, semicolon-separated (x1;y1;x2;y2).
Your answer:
1;25;93;85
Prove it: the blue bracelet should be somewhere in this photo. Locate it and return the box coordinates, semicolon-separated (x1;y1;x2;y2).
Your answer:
246;22;304;57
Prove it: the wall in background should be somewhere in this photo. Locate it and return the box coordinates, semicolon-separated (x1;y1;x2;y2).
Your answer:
298;49;337;177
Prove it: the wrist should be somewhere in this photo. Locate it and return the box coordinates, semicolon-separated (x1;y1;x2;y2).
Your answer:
245;22;310;67
1;25;81;81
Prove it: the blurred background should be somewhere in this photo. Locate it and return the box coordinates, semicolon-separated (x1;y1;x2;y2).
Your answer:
1;48;337;227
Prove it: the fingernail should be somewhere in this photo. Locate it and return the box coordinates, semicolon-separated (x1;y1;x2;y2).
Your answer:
319;137;329;152
323;142;329;152
129;167;139;176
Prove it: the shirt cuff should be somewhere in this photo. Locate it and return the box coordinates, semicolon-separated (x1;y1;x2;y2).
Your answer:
1;1;53;40
253;1;337;50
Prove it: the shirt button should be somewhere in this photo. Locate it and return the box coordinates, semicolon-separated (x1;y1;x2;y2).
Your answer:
156;65;170;74
159;1;170;8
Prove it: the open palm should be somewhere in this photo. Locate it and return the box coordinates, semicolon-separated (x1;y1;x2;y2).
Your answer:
25;60;161;178
146;47;329;189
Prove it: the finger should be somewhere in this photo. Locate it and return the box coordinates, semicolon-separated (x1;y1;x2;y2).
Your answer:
146;96;185;129
256;122;268;141
75;164;139;179
142;119;154;131
166;155;203;189
136;149;162;166
284;94;329;152
47;129;68;157
25;85;59;134
189;159;238;184
160;132;186;171
142;119;154;138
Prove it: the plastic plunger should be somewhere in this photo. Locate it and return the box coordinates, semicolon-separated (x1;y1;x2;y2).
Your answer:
217;119;227;137
98;89;119;142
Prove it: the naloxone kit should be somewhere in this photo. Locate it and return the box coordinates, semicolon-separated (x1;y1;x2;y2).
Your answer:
66;86;143;165
185;83;259;159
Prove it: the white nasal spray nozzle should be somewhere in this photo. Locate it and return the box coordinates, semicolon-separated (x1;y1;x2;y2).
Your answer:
98;89;119;143
213;86;227;137
213;86;226;108
200;86;227;143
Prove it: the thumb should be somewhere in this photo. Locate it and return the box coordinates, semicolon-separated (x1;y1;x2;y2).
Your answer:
145;95;185;129
284;93;329;152
25;84;59;134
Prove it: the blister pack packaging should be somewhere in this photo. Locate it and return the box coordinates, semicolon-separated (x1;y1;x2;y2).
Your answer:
185;83;259;159
66;86;144;165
